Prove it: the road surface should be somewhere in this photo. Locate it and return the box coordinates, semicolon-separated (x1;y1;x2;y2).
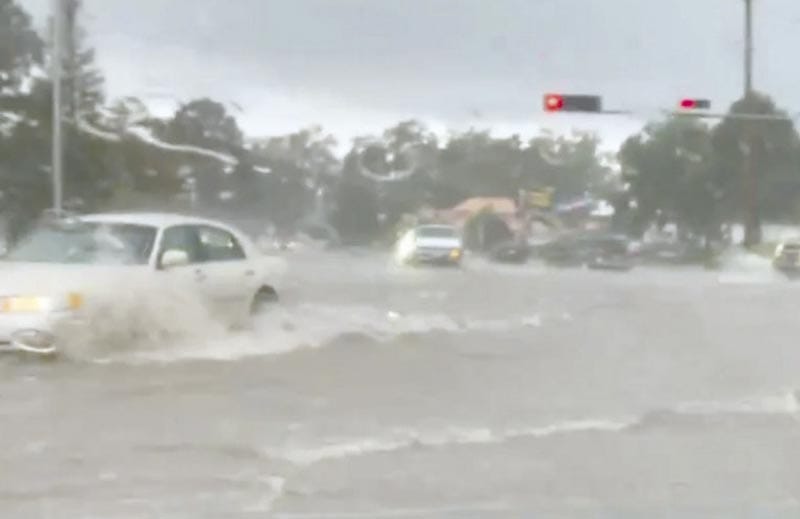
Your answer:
2;250;800;518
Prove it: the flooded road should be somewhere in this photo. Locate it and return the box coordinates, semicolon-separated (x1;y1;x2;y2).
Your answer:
3;251;800;518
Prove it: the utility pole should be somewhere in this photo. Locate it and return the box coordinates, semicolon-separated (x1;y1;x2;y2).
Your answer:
63;0;79;122
744;0;753;95
51;0;64;213
742;0;761;247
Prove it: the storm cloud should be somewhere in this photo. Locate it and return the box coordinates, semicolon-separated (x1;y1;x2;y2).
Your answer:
18;0;800;144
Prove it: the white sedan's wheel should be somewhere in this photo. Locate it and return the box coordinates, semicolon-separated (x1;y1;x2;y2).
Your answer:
251;286;278;315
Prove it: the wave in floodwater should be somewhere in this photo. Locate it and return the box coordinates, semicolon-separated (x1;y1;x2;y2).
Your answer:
104;303;549;364
269;419;634;467
266;390;800;467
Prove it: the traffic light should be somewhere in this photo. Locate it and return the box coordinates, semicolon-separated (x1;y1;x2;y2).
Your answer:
543;94;564;111
543;94;602;113
679;98;711;110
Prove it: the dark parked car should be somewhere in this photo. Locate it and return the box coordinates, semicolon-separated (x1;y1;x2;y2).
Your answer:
489;240;532;264
636;240;707;265
534;233;635;271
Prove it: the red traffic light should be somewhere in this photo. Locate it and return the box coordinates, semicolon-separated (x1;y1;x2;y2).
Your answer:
543;93;602;113
679;98;711;110
544;94;564;111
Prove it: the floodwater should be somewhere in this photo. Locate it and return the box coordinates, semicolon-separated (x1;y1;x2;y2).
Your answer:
2;250;800;518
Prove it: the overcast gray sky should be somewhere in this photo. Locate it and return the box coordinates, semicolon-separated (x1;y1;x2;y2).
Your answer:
18;0;800;148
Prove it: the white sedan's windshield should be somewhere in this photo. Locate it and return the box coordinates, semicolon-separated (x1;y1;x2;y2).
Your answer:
417;226;458;238
5;222;157;265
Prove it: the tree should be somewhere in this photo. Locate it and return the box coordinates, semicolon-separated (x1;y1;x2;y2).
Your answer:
438;130;522;200
255;126;338;177
329;173;380;245
523;131;615;202
164;98;243;150
250;126;339;231
0;1;48;242
619;116;719;239
0;0;42;103
159;98;245;209
712;92;800;245
103;96;149;132
332;121;440;240
62;0;103;122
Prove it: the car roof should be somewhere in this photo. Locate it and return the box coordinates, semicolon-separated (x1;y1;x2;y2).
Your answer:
416;224;457;230
79;212;239;230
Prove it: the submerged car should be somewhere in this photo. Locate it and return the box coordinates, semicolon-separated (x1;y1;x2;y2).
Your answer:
535;233;635;271
0;212;282;355
395;224;463;266
489;240;532;264
584;235;636;271
637;239;707;265
773;239;800;277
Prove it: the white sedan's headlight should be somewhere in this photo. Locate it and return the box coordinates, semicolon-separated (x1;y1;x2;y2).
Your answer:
0;293;83;313
395;237;417;261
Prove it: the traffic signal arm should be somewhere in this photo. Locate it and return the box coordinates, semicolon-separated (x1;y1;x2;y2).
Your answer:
543;94;602;112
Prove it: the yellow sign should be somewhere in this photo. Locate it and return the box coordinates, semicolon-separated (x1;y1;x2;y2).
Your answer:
525;188;554;209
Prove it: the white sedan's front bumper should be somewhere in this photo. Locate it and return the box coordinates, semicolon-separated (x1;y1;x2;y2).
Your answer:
410;247;462;264
0;311;81;354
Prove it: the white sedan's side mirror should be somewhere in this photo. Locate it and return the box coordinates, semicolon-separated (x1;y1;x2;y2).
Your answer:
160;249;190;269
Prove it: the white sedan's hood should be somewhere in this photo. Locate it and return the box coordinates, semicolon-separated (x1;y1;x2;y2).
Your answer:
0;262;149;296
415;237;462;250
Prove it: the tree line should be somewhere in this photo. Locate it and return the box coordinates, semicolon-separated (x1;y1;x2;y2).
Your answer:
2;0;800;246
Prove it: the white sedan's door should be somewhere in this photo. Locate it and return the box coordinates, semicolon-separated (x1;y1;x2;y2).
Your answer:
156;225;214;314
193;225;260;323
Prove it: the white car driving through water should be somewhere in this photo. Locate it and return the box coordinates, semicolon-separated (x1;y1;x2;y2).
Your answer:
395;224;463;266
0;212;282;355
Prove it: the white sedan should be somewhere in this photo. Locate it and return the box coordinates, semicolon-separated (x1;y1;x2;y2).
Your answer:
0;212;284;355
395;224;463;266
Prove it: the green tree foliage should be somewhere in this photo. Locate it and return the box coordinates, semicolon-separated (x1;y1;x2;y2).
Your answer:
438;130;522;201
332;122;437;242
525;131;616;200
0;0;48;241
163;98;243;150
256;125;338;177
249;127;339;232
0;0;42;100
619;92;800;246
713;93;800;240
62;0;103;121
619;117;718;237
157;98;245;209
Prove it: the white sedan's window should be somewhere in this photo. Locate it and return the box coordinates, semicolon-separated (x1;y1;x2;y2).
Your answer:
197;226;246;262
4;223;156;265
159;226;203;264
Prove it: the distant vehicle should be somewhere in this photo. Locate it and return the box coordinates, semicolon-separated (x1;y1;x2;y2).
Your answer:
489;240;532;264
773;239;800;277
0;212;282;356
637;239;707;265
585;235;636;271
395;224;463;266
534;233;635;271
